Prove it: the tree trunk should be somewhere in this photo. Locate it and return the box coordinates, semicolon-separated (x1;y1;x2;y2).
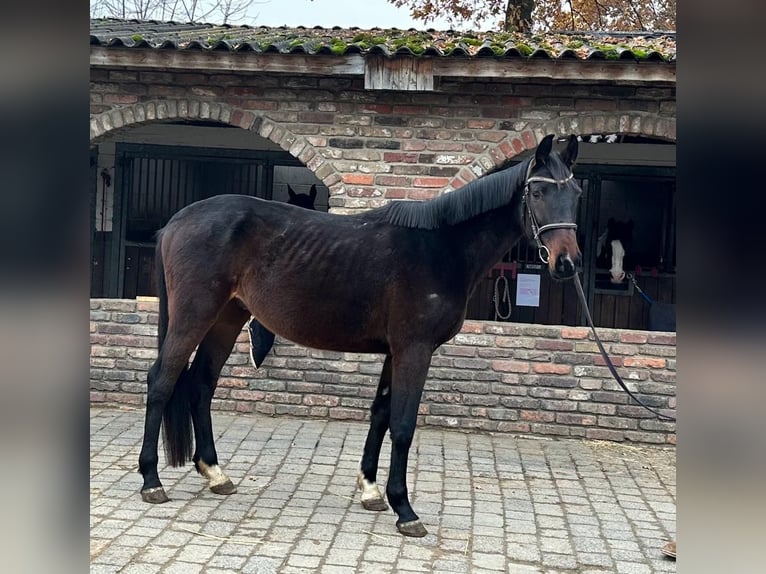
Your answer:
505;0;535;32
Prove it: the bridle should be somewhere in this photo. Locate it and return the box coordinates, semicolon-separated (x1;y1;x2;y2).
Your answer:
522;159;578;264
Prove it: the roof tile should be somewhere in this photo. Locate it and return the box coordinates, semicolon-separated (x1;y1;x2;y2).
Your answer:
90;18;676;62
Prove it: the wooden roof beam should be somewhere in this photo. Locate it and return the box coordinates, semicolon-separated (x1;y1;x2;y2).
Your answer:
90;47;675;85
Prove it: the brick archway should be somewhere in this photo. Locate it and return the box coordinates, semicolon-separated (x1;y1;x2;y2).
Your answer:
89;99;342;189
450;111;676;190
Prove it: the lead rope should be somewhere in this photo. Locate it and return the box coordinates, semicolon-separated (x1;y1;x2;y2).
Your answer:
493;274;512;320
573;273;676;421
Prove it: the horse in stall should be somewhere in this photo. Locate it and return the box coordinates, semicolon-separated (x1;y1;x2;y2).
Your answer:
596;217;633;284
247;184;318;367
596;218;675;331
138;134;583;537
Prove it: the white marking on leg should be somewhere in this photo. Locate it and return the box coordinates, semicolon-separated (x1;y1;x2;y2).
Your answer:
357;471;384;502
197;460;230;488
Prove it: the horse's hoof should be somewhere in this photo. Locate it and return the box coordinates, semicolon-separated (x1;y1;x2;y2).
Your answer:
210;479;237;495
396;519;428;537
361;497;389;512
141;486;169;504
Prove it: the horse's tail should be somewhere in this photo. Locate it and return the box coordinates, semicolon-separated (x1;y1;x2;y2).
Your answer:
155;230;194;467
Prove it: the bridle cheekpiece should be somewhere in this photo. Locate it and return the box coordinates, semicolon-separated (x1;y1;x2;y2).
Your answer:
522;159;578;264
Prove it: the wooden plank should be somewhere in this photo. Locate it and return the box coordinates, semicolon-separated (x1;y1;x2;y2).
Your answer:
91;47;366;75
364;55;434;91
91;48;671;85
433;58;675;83
614;292;631;329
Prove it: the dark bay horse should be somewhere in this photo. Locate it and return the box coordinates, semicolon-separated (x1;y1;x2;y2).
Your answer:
248;184;318;367
138;134;582;537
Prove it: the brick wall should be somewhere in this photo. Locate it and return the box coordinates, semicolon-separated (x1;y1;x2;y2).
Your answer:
90;70;676;213
90;299;676;445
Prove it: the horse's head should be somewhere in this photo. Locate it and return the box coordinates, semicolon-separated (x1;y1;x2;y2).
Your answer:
523;135;582;280
287;184;318;210
598;218;633;283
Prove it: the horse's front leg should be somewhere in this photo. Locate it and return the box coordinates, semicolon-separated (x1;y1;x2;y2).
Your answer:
386;347;432;537
358;356;392;511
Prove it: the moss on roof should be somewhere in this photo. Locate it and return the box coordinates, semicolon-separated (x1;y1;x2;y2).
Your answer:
90;18;676;62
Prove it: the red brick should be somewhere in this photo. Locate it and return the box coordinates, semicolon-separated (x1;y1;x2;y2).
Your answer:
521;130;536;149
363;103;393;114
342;173;374;185
240;100;278;111
533;364;571;375
393;105;429;115
413;176;450;188
384;188;407;199
536;340;573;351
556;413;597;425
461;321;484;334
218;378;248;389
467;119;496;129
648;333;676;345
561;327;589;339
498;139;513;158
401;140;427;151
594;355;624;367
620;332;649;344
329;407;365;420
230;110;255;129
492;360;530;373
407;189;439;200
104;93;138;104
497;421;530;433
235;402;254;413
303;395;340;407
624;357;667;369
383;152;418;163
520;410;555;422
230;390;266;401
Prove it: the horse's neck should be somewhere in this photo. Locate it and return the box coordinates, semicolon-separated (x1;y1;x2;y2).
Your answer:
450;204;524;291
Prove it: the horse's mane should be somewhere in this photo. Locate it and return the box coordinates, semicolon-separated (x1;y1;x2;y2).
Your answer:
372;159;527;230
372;150;572;230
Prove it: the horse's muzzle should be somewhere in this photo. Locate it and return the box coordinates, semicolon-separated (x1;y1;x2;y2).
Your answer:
552;253;579;280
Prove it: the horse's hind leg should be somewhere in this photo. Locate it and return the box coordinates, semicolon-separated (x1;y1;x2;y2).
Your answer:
387;347;432;537
358;355;392;512
189;300;250;495
138;292;230;503
139;328;213;503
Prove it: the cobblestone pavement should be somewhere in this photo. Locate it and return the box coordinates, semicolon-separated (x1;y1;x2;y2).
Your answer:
90;407;676;573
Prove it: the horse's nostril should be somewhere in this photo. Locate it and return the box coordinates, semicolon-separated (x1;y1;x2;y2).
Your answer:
556;254;575;275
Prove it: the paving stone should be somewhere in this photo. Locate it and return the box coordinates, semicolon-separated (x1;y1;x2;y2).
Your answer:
89;407;675;573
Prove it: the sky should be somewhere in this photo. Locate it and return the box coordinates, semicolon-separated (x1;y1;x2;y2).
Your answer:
240;0;455;29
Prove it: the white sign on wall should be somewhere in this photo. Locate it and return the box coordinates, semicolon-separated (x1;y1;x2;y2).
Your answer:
515;273;541;307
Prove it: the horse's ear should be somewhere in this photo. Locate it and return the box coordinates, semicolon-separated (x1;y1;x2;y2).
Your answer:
309;184;317;200
561;134;578;167
287;185;296;199
535;134;555;166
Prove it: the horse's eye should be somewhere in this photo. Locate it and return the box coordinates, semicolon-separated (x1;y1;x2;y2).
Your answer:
532;190;543;200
